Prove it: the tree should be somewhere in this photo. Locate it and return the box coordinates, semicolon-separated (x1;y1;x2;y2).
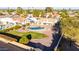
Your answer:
16;7;24;15
59;9;68;18
60;13;79;42
7;8;15;14
0;10;3;15
45;7;53;13
21;10;28;18
32;9;40;17
40;10;45;17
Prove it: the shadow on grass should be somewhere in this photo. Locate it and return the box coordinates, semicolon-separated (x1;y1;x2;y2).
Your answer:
27;33;61;51
0;32;21;42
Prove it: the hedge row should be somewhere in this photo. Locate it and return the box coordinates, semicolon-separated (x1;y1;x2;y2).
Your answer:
0;25;21;32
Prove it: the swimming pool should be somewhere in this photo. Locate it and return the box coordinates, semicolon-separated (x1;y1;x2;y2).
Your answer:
28;26;44;30
0;26;5;30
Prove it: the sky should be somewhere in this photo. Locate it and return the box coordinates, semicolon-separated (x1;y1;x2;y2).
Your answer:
1;7;79;10
0;0;79;9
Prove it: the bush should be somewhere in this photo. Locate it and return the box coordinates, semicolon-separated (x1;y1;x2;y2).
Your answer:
19;35;29;44
0;25;21;32
26;23;30;26
19;34;32;44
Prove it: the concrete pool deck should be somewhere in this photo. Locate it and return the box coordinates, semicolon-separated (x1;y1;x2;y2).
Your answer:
30;26;53;47
27;18;57;47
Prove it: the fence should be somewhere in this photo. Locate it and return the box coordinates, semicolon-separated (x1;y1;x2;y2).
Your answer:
54;34;63;51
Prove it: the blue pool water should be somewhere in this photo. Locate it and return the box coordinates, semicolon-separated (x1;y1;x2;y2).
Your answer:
0;26;4;30
29;26;44;30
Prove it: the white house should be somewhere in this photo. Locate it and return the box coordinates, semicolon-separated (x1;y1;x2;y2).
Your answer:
26;15;38;23
0;17;17;29
0;17;16;24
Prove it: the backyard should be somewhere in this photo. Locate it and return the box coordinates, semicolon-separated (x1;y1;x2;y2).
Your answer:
7;30;48;40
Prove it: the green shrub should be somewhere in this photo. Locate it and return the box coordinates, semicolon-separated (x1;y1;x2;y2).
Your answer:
19;34;32;44
0;25;21;32
19;35;29;44
26;23;30;26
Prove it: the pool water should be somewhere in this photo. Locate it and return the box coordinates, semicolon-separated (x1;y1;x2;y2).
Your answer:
29;26;44;30
0;26;5;30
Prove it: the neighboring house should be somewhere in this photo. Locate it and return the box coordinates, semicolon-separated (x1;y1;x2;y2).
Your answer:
11;11;17;15
68;11;75;17
0;18;15;24
0;17;17;29
11;15;26;25
26;17;38;23
26;14;38;23
45;12;52;18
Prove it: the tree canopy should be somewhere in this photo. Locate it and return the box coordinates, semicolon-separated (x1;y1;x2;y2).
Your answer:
45;7;53;13
60;10;79;42
16;7;24;15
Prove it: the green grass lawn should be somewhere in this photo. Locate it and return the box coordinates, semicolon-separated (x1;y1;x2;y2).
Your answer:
8;30;48;39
